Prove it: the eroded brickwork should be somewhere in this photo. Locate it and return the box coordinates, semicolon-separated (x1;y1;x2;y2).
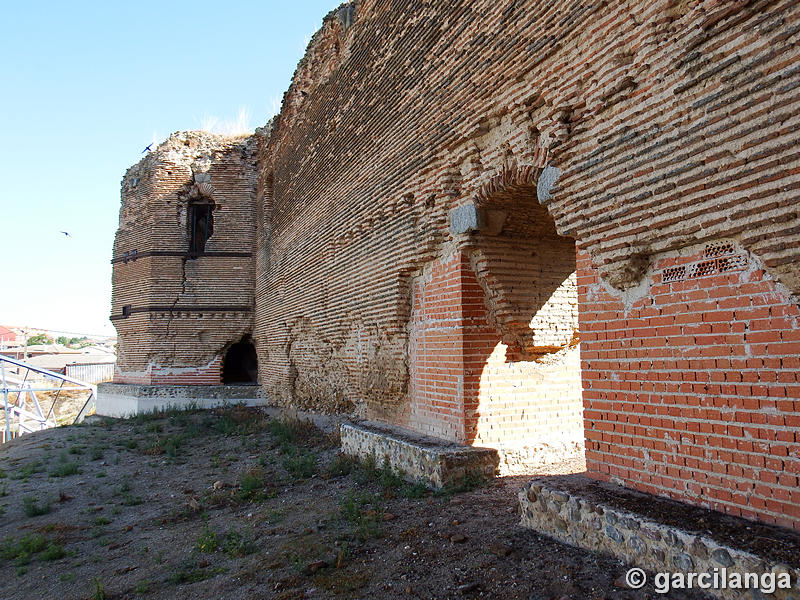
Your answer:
112;132;259;383
113;0;800;530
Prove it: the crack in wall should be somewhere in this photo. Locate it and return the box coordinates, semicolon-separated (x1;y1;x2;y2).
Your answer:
161;256;188;363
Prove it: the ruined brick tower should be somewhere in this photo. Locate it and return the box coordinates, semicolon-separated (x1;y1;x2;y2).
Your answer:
111;132;260;385
105;0;800;544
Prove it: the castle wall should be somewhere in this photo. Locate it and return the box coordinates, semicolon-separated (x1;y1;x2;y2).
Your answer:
253;0;800;529
112;0;800;530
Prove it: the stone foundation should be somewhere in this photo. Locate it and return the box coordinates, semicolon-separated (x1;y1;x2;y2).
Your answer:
96;383;267;418
340;421;499;489
519;475;800;600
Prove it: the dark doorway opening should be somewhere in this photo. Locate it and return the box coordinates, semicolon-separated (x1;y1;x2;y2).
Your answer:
189;200;214;255
222;339;258;384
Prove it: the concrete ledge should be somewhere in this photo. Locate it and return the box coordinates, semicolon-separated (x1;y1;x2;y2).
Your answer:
96;383;267;418
340;421;499;489
519;474;800;600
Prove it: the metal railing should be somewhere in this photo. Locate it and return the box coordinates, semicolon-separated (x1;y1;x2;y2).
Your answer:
0;355;96;443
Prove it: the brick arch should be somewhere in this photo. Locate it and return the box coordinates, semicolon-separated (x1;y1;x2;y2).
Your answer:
403;165;585;469
472;162;544;206
465;174;584;470
466;167;580;359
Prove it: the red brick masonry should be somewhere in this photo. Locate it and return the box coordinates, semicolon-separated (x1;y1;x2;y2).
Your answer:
580;244;800;530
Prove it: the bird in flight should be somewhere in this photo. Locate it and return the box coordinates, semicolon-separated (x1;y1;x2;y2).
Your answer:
60;231;71;237
142;143;153;153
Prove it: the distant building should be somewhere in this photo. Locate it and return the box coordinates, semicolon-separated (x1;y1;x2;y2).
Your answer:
0;326;17;347
2;339;116;384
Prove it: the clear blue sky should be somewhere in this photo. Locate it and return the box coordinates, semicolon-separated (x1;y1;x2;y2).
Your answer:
0;1;339;338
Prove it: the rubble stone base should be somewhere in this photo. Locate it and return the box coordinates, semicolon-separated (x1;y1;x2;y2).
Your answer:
495;441;584;475
96;383;267;418
340;422;499;489
519;474;800;600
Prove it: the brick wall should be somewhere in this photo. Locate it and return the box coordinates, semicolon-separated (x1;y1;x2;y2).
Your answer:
112;132;259;383
256;0;800;418
580;242;800;530
407;251;584;472
474;344;584;472
112;312;251;384
407;252;479;442
114;356;222;386
114;0;800;529
252;0;799;527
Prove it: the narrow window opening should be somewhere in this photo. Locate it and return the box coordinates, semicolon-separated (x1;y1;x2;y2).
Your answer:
189;200;215;256
222;338;258;384
121;305;132;318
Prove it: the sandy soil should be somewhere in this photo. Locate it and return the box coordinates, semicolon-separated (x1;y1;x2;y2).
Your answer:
0;407;712;600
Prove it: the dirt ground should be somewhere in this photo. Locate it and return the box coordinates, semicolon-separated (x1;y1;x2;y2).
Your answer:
0;407;713;600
